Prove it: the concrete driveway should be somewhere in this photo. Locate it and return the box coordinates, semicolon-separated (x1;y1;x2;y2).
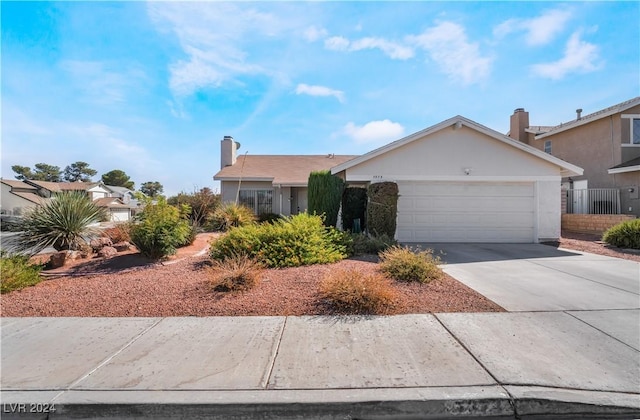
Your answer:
416;243;640;312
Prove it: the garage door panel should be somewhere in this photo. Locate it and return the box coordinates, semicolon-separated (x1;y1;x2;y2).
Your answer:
396;181;535;243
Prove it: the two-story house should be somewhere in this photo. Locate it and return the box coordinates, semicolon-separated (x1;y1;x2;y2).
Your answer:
508;97;640;218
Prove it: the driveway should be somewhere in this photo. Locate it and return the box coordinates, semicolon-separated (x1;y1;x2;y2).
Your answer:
413;243;640;312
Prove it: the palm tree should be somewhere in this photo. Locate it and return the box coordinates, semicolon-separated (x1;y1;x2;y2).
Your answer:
7;191;106;255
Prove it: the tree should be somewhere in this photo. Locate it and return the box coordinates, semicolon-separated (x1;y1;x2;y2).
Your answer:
12;163;61;182
307;170;344;227
63;161;97;182
167;187;220;226
101;169;134;189
6;191;106;255
139;181;163;198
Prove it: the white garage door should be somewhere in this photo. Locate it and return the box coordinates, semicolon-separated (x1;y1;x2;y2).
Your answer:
110;209;130;222
396;181;535;243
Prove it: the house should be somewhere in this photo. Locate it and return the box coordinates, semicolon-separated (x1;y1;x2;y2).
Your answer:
214;136;356;216
508;97;640;217
331;116;582;243
0;179;139;222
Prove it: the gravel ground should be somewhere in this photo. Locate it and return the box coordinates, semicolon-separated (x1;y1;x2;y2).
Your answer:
2;231;636;317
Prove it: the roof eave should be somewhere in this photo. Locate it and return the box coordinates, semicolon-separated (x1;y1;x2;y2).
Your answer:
608;165;640;175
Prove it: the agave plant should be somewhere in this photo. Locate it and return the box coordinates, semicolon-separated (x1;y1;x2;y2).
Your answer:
7;191;106;255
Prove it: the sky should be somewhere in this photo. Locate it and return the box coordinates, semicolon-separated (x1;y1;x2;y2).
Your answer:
2;1;638;197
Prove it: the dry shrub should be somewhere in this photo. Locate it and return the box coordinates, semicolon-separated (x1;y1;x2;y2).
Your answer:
379;246;443;283
103;223;131;243
319;268;398;314
208;254;263;292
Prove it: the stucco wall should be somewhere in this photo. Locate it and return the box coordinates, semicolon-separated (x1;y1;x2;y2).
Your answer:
346;125;561;181
0;183;38;215
537;181;561;241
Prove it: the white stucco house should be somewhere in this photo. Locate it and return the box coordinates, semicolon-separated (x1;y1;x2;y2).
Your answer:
215;116;583;243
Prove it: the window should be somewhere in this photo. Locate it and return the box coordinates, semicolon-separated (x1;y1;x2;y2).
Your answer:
622;114;640;146
633;118;640;144
238;189;273;214
544;140;552;154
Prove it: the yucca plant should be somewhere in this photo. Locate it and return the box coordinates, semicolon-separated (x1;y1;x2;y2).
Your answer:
208;202;256;232
7;191;106;255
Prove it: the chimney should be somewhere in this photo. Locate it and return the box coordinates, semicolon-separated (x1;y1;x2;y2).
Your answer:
576;108;583;120
509;108;530;144
220;136;240;168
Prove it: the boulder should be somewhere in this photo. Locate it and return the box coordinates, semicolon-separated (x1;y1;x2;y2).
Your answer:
113;241;133;252
90;237;113;251
98;246;118;259
48;251;82;268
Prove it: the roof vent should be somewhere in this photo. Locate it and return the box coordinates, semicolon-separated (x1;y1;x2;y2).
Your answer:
576;108;583;120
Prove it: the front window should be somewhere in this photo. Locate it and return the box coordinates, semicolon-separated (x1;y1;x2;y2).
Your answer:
633;118;640;144
544;140;552;154
238;189;273;214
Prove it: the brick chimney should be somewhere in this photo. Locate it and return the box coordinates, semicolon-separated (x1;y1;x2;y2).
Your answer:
220;136;240;168
509;108;530;144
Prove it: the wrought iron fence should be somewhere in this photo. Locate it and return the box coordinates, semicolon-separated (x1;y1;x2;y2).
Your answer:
565;188;621;214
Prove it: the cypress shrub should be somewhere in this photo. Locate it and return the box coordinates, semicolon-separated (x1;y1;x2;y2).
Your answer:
341;187;367;232
367;182;399;238
308;170;345;227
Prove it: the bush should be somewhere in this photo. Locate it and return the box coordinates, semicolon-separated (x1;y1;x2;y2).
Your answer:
258;212;282;224
349;233;397;256
342;187;367;233
320;268;398;314
0;252;43;294
308;170;345;227
208;254;263;292
603;219;640;249
367;182;398;238
129;197;193;259
210;213;348;268
379;246;443;283
102;223;131;243
6;191;105;255
208;202;256;232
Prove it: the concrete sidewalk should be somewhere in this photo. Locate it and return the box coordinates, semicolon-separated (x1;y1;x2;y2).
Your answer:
2;313;639;419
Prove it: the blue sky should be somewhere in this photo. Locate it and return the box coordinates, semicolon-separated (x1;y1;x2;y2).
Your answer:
2;1;638;196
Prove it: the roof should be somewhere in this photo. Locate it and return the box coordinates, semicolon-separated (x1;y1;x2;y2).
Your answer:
93;197;130;209
536;97;640;139
105;185;135;195
10;192;49;206
0;179;38;191
24;180;101;192
608;156;640;175
331;115;583;178
214;155;357;186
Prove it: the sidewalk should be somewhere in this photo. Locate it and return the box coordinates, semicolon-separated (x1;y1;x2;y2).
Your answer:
2;312;638;419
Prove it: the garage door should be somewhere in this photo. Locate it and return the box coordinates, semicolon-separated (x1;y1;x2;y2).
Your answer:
110;209;130;222
396;181;535;243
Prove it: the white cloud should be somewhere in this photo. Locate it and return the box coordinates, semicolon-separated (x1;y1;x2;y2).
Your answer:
408;22;493;85
531;31;601;79
343;120;405;145
304;25;327;42
295;83;345;102
325;36;414;60
494;9;572;46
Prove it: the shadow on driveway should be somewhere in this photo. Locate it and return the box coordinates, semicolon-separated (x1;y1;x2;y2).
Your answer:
402;242;582;264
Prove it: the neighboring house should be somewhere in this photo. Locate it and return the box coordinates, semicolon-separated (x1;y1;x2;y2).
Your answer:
331;116;582;243
0;179;139;222
508;96;640;217
214;136;356;216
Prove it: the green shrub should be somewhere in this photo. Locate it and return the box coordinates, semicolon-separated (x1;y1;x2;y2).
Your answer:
342;187;367;233
7;191;105;254
209;202;256;232
349;233;397;255
129;197;193;259
379;246;443;283
603;219;640;249
320;268;398;314
367;182;398;238
258;212;282;224
208;254;263;292
0;252;43;294
210;213;348;268
308;170;345;227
